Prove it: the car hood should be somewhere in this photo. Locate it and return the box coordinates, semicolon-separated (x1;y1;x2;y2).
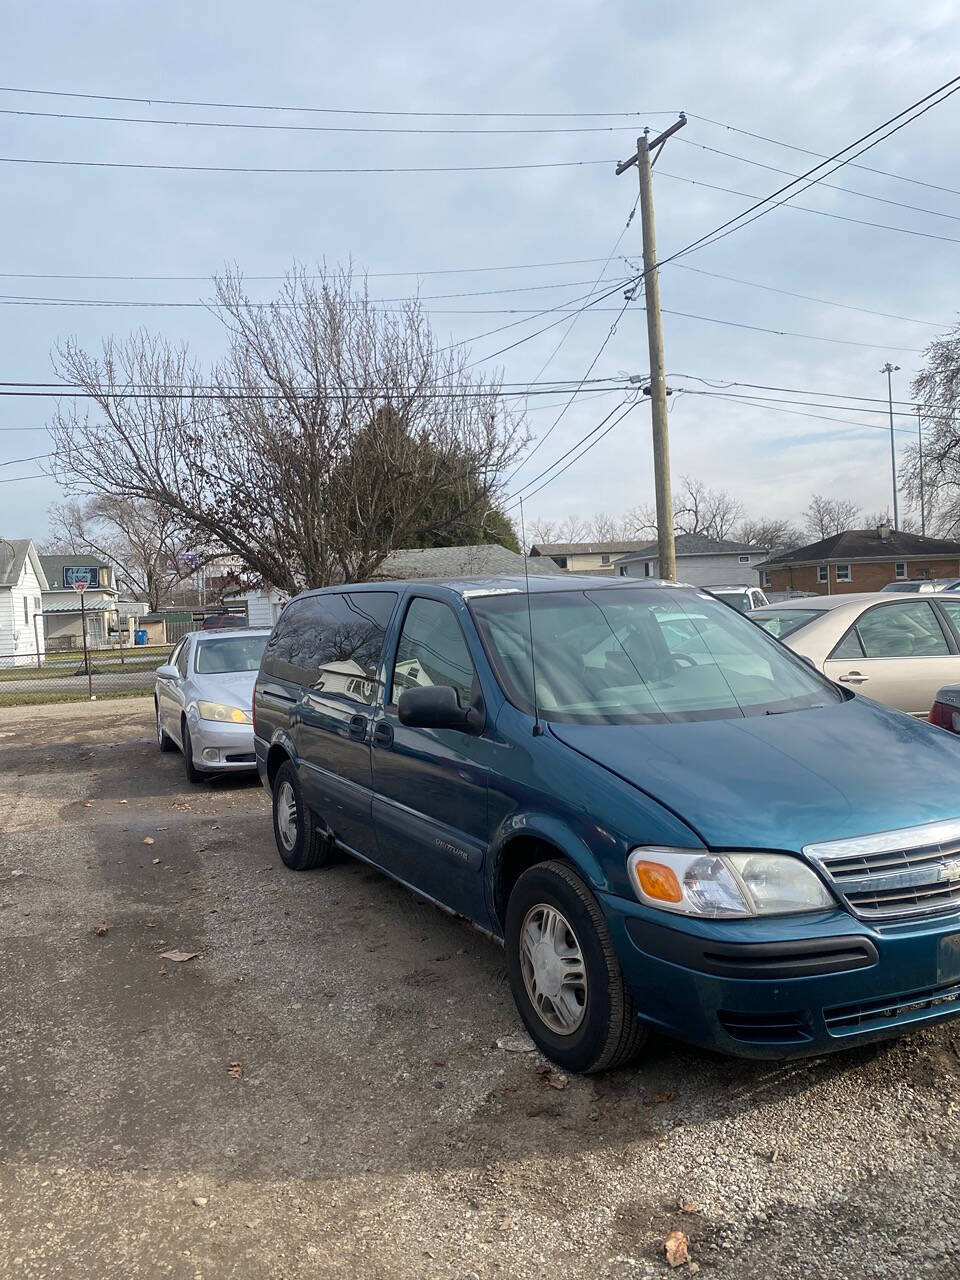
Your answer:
549;696;960;851
190;670;257;710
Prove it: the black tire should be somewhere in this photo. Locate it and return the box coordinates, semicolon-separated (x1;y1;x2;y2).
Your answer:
504;859;647;1074
271;760;332;871
181;719;208;784
156;701;175;753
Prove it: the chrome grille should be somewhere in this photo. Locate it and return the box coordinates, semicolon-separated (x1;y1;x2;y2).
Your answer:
804;819;960;922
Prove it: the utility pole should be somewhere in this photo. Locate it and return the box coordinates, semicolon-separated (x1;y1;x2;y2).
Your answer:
917;406;926;536
881;362;900;530
617;113;686;581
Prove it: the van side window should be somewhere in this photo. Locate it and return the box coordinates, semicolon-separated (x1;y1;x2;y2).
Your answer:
391;598;476;708
263;591;397;700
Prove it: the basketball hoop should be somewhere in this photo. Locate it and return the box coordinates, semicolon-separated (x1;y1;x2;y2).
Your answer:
73;579;88;594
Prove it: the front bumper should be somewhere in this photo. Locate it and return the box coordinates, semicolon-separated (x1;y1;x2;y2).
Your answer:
602;891;960;1059
187;715;257;772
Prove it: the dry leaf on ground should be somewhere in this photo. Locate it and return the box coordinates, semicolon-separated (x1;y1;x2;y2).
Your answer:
645;1088;676;1106
159;949;198;963
227;1062;244;1079
93;923;109;937
680;1201;698;1214
664;1230;690;1268
143;837;155;846
545;1071;569;1090
496;1033;535;1053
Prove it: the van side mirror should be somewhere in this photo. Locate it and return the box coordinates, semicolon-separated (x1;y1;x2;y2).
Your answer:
398;684;484;735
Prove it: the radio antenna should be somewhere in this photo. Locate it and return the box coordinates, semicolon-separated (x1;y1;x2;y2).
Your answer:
518;497;543;737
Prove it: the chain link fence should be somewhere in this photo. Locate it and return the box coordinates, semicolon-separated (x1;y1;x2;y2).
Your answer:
0;644;168;707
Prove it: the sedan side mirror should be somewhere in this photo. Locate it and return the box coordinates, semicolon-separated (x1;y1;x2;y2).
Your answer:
156;663;178;681
398;684;484;735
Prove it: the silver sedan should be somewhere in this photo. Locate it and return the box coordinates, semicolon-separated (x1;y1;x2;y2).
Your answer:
154;628;270;782
753;592;960;716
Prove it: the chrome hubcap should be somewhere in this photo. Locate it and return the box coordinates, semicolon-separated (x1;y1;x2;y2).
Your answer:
519;904;587;1035
276;781;298;851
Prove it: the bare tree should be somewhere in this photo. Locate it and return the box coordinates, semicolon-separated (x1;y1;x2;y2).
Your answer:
48;265;527;592
673;476;744;540
43;497;206;611
900;339;960;534
803;494;862;540
737;517;804;552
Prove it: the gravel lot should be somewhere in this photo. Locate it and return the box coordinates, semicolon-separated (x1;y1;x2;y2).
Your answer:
2;699;960;1279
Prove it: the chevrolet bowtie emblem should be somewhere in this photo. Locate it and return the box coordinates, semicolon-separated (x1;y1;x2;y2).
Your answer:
939;861;960;883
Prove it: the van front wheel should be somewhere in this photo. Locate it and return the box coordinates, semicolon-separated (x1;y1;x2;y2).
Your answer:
504;859;647;1073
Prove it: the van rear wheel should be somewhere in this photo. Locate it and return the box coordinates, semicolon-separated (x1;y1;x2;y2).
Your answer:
504;859;647;1073
271;760;333;871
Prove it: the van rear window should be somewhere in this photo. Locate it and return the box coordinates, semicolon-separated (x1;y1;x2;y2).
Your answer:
263;591;397;699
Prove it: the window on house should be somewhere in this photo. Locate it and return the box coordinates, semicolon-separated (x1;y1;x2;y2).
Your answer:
601;553;610;565
23;598;29;624
836;564;852;582
738;554;751;564
552;555;568;569
895;562;906;579
817;566;829;584
618;566;627;577
34;597;41;613
644;562;653;578
761;571;771;587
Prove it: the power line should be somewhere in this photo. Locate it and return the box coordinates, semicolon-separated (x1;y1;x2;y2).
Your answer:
0;450;52;466
0;472;46;483
685;389;919;436
0;84;667;120
666;374;951;414
0;104;656;136
669;263;945;328
505;194;641;484
0;256;618;282
503;400;641;510
688;112;960;201
0;153;618;176
674;136;960;224
657;167;960;250
660;77;960;267
675;386;947;422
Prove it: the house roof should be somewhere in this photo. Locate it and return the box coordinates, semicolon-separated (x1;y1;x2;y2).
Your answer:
529;539;652;557
372;544;565;580
613;533;769;564
0;538;49;590
39;554;116;590
758;528;960;568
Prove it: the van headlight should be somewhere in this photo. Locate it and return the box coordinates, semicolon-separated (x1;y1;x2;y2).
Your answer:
627;847;834;917
196;701;252;724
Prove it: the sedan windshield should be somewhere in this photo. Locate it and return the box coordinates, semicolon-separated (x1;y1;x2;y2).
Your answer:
470;588;839;724
195;634;268;674
754;608;827;639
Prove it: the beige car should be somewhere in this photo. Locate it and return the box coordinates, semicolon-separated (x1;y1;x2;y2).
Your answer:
752;591;960;716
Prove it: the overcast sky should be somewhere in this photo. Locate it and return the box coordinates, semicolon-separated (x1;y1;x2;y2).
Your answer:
2;0;959;543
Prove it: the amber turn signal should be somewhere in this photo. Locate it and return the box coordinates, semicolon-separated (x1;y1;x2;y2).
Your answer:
631;860;683;904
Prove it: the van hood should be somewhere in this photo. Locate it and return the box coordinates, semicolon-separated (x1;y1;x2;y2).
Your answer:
549;697;960;851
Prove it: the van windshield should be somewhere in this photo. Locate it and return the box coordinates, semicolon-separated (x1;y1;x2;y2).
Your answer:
469;587;840;724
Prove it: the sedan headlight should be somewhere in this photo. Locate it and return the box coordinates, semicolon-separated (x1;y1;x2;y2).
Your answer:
627;847;834;917
196;700;252;725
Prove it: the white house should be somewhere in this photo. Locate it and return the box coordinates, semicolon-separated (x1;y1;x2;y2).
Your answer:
0;539;49;664
612;533;771;587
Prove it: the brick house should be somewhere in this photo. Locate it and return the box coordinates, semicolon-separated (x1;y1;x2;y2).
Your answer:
757;527;960;595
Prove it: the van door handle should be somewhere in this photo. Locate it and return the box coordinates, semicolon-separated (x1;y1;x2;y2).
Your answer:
373;722;394;749
839;671;868;684
348;715;368;741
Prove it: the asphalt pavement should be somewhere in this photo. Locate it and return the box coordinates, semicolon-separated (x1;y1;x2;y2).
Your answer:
2;698;959;1279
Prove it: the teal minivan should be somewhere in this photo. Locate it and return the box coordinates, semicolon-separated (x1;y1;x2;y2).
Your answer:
253;575;960;1072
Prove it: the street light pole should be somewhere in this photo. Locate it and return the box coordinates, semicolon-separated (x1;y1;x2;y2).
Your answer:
881;362;901;530
917;406;926;536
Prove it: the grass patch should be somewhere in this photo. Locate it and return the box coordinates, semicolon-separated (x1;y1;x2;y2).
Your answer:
0;688;154;708
0;659;162;682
